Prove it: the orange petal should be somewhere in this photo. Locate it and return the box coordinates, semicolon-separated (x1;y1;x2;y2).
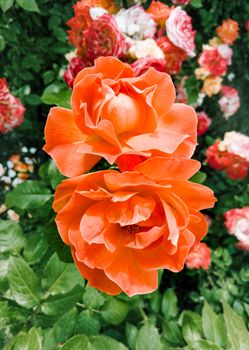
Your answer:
134;157;201;181
169;181;216;210
74;56;134;86
187;209;208;241
107;195;156;226
43;107;100;176
126;225;167;249
125;129;189;154
127;68;175;117
104;171;157;192
72;249;122;295
105;248;158;296
134;229;195;271
159;103;197;158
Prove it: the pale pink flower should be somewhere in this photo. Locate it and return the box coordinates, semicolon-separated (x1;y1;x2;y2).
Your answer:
218;85;240;119
224;207;249;251
218;131;249;162
115;5;156;39
166;7;196;57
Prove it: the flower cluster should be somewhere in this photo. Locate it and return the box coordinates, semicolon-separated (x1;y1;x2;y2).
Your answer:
224;207;249;251
0;149;35;191
195;18;239;112
64;0;196;87
44;57;216;296
0;78;25;134
185;242;211;270
206;131;249;180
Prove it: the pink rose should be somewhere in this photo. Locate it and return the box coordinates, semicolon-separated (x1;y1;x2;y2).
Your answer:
131;57;166;76
166;7;196;57
224;207;249;251
0;79;25;134
197;111;212;136
185;242;211;270
218;85;240;119
84;13;126;62
64;57;86;89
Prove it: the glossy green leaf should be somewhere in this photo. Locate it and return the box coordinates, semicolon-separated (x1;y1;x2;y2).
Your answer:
75;310;101;336
0;35;6;51
16;0;39;12
181;311;204;345
6;181;52;210
23;232;48;265
41;82;71;108
41;285;83;316
202;301;227;348
13;327;43;350
42;253;82;296
190;171;207;184
8;256;41;309
136;324;161;350
163;320;185;347
101;298;129;325
61;335;93;350
83;285;105;310
0;220;24;253
162;289;179;320
90;335;129;350
184;339;221;350
125;322;138;350
223;301;249;350
0;0;14;12
53;308;77;343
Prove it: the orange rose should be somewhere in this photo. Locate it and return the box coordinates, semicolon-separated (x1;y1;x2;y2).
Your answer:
53;157;216;296
202;76;222;97
147;1;171;27
216;19;239;45
44;57;197;177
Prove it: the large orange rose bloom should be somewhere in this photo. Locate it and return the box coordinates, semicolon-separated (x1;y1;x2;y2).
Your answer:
53;157;216;296
43;57;197;177
216;19;239;45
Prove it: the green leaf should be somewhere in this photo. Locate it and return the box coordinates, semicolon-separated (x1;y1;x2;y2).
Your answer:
23;232;48;265
184;340;221;350
61;335;93;350
90;335;129;350
53;307;77;343
42;253;82;296
6;181;52;210
45;218;73;263
75;310;101;336
0;0;14;12
16;0;39;12
223;301;249;350
0;220;24;253
41;285;83;316
190;0;203;8
125;322;138;350
181;311;204;345
41;82;71;108
202;301;227;348
13;327;43;350
163;321;185;347
83;285;105;309
190;171;207;184
162;289;179;320
0;35;6;51
101;298;129;325
136;324;161;350
8;256;41;309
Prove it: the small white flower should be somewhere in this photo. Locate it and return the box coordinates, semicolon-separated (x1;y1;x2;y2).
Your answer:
6;161;13;169
0;164;5;177
12;178;23;187
29;147;37;154
8;169;16;178
21;146;28;153
227;73;235;81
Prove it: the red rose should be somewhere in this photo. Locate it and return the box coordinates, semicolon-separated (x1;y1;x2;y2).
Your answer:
84;14;126;62
197;111;211;136
157;36;187;74
64;57;86;89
